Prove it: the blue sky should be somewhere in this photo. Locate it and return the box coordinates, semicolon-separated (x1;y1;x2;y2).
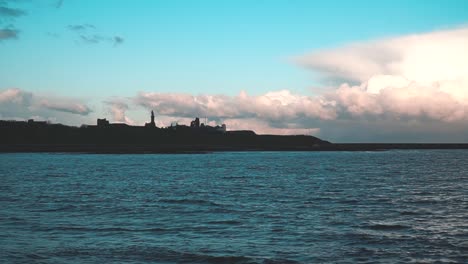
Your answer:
2;0;467;96
1;0;468;142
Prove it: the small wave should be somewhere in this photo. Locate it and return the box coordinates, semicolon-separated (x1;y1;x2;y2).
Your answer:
262;258;301;264
158;198;221;207
366;222;410;231
399;210;420;216
37;204;77;212
52;246;259;264
206;220;243;225
339;199;359;204
25;253;47;260
40;226;168;233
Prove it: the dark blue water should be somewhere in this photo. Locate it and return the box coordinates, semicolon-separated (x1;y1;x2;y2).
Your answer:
1;151;467;263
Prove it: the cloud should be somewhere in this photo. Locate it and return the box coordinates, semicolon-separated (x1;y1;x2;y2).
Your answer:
0;5;25;17
80;34;101;44
39;100;92;115
67;24;95;31
296;27;468;84
0;2;27;41
135;90;333;135
0;88;93;122
3;27;468;141
131;27;468;140
224;118;320;135
136;90;336;121
291;26;468;141
0;88;31;104
67;24;124;46
113;36;124;45
326;78;468;122
0;27;18;40
104;100;133;124
294;27;468;122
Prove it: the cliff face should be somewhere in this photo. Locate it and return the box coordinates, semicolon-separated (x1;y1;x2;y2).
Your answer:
0;121;330;152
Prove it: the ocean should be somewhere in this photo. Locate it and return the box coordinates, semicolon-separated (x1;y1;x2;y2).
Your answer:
1;151;467;263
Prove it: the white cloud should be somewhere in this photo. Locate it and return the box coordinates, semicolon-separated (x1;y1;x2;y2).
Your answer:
327;79;468;122
224;118;320;135
39;99;91;115
132;27;468;140
136;90;336;121
135;90;333;135
294;27;468;123
0;88;93;123
296;27;468;84
104;100;134;124
0;88;31;104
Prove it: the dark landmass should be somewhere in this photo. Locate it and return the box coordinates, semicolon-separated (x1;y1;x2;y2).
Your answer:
2;118;468;153
0;118;329;153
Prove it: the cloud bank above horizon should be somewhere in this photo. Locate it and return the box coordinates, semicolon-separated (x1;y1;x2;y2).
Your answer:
1;27;468;142
0;88;92;124
132;27;468;140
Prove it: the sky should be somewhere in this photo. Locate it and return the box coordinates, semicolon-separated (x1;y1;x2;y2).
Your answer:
1;0;468;142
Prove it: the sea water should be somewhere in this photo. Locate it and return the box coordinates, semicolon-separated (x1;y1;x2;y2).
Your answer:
1;151;467;263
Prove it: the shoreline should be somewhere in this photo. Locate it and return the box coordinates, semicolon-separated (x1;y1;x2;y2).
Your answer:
2;143;468;153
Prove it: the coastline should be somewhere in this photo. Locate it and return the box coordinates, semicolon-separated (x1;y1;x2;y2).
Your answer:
2;143;468;153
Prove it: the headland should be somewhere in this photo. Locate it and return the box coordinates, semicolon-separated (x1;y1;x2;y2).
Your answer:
0;111;329;153
2;111;468;153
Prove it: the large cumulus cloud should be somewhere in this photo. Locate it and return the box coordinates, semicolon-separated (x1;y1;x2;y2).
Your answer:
131;27;468;140
296;27;468;84
300;27;468;141
296;27;468;125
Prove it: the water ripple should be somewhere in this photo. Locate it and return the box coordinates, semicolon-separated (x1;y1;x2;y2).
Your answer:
1;150;467;263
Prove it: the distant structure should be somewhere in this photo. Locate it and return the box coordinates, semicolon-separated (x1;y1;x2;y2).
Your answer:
145;110;157;128
219;124;227;133
190;117;200;128
97;118;109;127
188;117;226;133
28;119;47;126
13;111;228;134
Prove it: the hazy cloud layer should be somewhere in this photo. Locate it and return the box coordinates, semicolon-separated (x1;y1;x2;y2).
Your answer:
135;90;334;135
136;90;335;121
0;88;92;122
39;100;91;115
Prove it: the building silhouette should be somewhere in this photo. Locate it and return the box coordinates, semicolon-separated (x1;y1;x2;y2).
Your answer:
145;110;157;128
190;117;200;128
97;118;110;127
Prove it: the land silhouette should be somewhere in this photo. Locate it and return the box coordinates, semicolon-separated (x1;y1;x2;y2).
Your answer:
1;112;468;153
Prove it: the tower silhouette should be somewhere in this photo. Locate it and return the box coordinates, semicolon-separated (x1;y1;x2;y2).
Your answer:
145;110;156;128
